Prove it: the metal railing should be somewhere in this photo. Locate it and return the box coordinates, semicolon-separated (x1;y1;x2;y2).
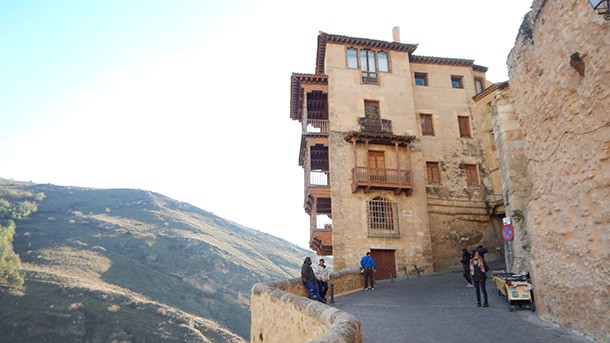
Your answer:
358;117;392;133
361;71;378;84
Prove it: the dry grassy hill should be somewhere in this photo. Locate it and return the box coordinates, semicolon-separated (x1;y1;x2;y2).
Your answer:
0;178;314;342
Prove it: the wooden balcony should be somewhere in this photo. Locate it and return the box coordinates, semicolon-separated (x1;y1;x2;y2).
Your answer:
304;119;329;135
310;228;332;256
305;171;330;215
351;167;413;195
358;117;392;133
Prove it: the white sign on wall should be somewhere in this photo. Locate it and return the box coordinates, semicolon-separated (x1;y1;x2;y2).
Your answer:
403;210;413;217
503;217;511;225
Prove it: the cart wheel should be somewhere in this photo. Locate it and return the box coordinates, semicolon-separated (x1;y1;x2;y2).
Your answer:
530;301;536;312
508;301;515;312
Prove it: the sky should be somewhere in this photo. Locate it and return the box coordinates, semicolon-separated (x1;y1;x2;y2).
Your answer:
0;0;533;250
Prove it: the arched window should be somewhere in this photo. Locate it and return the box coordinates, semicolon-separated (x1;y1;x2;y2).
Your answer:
367;196;400;238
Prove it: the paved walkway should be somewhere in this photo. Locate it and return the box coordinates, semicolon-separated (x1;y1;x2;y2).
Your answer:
332;267;593;343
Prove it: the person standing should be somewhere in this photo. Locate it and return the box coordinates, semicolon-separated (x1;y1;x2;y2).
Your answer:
315;258;330;302
301;257;323;302
470;251;489;307
471;244;488;259
460;248;474;287
360;252;376;290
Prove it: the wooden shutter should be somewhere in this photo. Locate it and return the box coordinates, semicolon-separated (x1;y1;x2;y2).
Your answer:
458;116;471;138
421;114;434;136
465;164;478;185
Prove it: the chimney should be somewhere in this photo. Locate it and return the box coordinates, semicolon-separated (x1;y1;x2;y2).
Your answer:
392;26;400;43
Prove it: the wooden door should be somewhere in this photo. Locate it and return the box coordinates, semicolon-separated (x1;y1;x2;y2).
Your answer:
368;151;386;182
371;249;396;280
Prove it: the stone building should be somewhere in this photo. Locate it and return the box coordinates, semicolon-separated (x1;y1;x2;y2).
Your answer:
290;29;506;275
502;0;610;341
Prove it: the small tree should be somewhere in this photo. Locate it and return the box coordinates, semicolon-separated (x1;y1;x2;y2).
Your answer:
0;188;45;288
0;220;24;287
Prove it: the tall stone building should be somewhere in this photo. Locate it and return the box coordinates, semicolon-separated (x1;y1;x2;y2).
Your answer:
503;0;610;341
290;29;505;274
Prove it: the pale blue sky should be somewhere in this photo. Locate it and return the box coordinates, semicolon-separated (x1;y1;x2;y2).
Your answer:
0;0;532;250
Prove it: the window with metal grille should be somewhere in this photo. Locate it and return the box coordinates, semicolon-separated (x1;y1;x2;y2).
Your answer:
475;77;484;94
367;197;400;238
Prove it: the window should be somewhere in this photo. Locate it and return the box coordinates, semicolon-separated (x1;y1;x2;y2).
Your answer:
414;72;428;86
426;162;441;184
367;196;399;237
464;164;479;186
378;52;389;72
458;116;471;138
451;75;463;89
347;48;358;69
420;114;434;136
346;48;390;72
364;100;380;120
360;50;376;72
475;77;484;94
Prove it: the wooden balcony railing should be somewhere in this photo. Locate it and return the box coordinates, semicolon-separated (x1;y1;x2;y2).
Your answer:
308;170;329;187
351;167;413;193
304;119;329;134
358;117;392;133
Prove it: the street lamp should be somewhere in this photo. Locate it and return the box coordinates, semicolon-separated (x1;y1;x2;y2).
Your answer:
588;0;610;20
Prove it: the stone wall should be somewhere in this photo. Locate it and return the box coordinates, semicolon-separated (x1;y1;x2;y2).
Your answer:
250;269;363;343
506;0;610;341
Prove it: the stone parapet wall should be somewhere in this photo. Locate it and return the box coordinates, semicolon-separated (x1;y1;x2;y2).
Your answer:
251;269;363;343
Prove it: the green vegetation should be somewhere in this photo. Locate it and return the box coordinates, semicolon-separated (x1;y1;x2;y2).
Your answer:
0;179;312;341
0;187;45;287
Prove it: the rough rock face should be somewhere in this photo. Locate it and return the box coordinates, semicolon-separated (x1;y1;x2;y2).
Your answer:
506;1;610;341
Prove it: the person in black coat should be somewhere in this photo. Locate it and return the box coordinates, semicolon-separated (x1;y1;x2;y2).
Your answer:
471;245;488;258
460;249;473;287
301;257;324;302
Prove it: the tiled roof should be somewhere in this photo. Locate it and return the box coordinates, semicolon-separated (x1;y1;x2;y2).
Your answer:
410;55;489;72
473;81;509;101
315;32;418;74
290;73;328;121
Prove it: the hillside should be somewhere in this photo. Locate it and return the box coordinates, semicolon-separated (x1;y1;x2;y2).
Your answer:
0;178;314;342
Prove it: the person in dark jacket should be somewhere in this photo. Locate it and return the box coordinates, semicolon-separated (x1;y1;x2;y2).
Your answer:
471;245;488;258
460;249;473;287
470;251;489;307
301;257;323;302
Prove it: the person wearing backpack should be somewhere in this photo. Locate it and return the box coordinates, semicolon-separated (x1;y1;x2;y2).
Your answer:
470;250;489;307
